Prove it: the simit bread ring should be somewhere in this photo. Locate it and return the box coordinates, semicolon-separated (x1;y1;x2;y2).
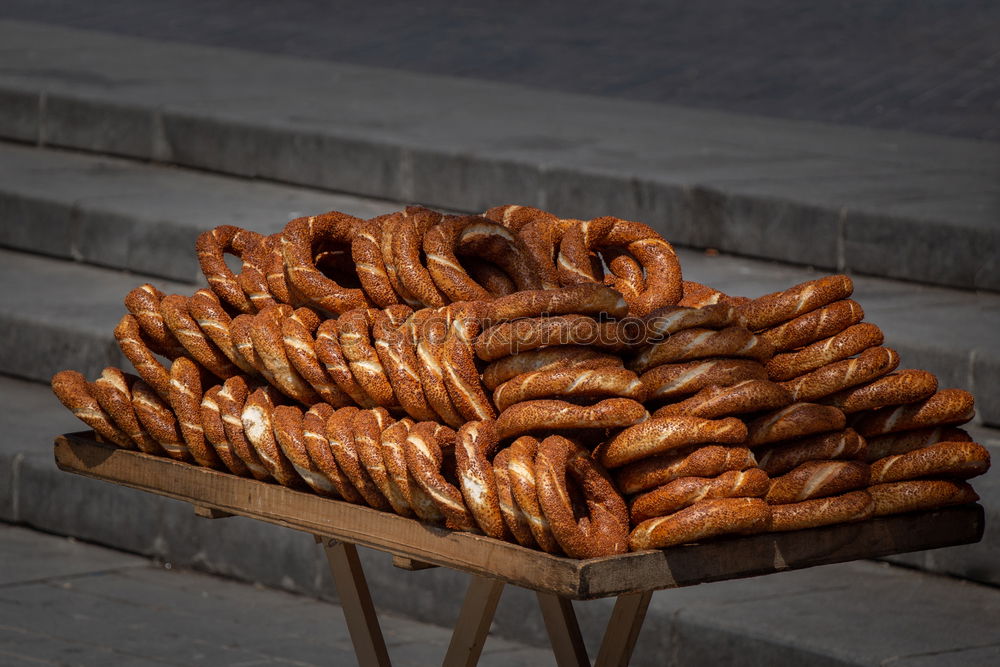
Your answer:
745;403;847;447
475;314;639;362
756;428;866;477
642;303;740;338
628;326;772;375
442;303;496;421
869;440;990;484
160;294;239;380
302;403;363;503
768;490;875;532
865;426;971;462
338;308;397;408
393;206;449;307
493;366;645;413
351;217;399;308
465;258;516;296
455;421;509;540
114;314;172;401
765;323;884;381
615;445;757;495
853;389;975;437
404;421;477;531
868;479;979;517
327;407;391;510
765;460;870;505
280;310;353;407
91;367;162;455
368;418;416;517
237;234;280;312
124;284;186;358
315;319;377;408
196;225;264;313
200;385;250;476
535;435;630;558
505;436;561;553
377;212;422;307
229;314;269;377
188;288;260;376
483;204;567;289
281;212;368;315
678;281;748;309
385;420;448;522
492;446;537;548
482;346;623;392
628;497;770;551
249;306;322;405
168;357;222;468
217;376;270;480
485;285;629;324
759;299;865;352
741;275;854;332
822;369;938;414
630;468;770;524
495;398;648;441
51;370;134;449
131;378;191;462
372;306;437;421
242;386;302;487
640;358;768;402
596;415;747;469
779;346;900;403
273;404;339;496
352;408;406;512
411;308;465;426
653;379;792;420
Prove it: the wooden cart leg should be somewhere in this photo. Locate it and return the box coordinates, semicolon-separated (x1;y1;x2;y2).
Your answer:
320;538;392;667
536;592;590;667
594;591;653;667
442;576;505;667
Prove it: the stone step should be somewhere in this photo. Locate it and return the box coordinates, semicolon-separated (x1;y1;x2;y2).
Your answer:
0;142;400;283
4;373;999;666
0;19;996;292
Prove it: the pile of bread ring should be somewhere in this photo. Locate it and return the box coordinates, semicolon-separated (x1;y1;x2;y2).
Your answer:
51;204;990;559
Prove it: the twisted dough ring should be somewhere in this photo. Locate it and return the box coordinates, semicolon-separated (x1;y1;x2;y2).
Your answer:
628;497;771;551
765;323;884;381
640;358;768;402
596;416;748;469
493;366;645;413
377;211;422;307
385;420;450;522
411;307;465;427
764;460;870;505
853;389;975;437
237;234;281;312
630;468;770;524
404;421;477;530
483;204;566;289
280;308;353;407
869;479;978;517
495;398;648;442
188;288;259;376
124;284;186;358
475;314;639;362
779;346;900;403
131;377;191;461
557;217;683;316
653;379;792;420
370;418;417;517
196;225;264;313
353;408;408;513
455;421;509;540
759;299;865;352
492;446;537;548
393;206;449;307
91;367;162;454
482;346;623;392
282;212;368;315
629;326;773;375
327;407;391;510
768;490;875;532
615;446;757;496
242;386;303;487
303;403;364;503
440;303;495;421
535;435;630;558
372;306;437;421
338;308;397;409
249;305;322;405
217;375;270;481
756;428;866;477
485;284;629;324
315;318;377;408
822;369;938;414
161;294;239;380
168;356;222;469
115;313;172;400
865;426;971;463
200;385;250;476
465;258;516;297
642;303;740;338
741;275;854;332
351;216;399;308
272;404;339;496
678;281;748;309
505;436;561;553
869;441;990;484
745;403;847;447
51;370;135;448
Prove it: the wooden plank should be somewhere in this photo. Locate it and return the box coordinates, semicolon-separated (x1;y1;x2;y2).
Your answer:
536;593;589;667
594;591;652;667
442;576;505;667
391;555;438;571
55;433;985;600
321;540;391;667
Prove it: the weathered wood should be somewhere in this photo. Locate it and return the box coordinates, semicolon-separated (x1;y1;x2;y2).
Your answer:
537;592;589;667
193;505;233;519
322;540;391;667
442;576;505;667
54;433;985;600
594;591;652;667
391;555;438;571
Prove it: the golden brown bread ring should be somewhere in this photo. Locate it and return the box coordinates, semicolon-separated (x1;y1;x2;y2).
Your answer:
615;445;757;496
483;204;567;289
91;367;162;455
351;217;399;308
779;346;900;403
505;436;561;553
242;386;302;487
765;460;870;504
455;421;509;540
314;319;377;408
368;418;416;517
768;490;875;532
51;370;135;449
630;468;770;524
200;385;250;476
599;247;643;303
124;284;186;359
482;346;623;392
188;288;259;376
249;306;322;405
115;313;172;401
326;407;391;510
492;446;537;548
442;305;496;421
168;357;222;469
264;233;294;305
229;314;269;379
378;211;422;307
640;358;768;402
372;306;438;421
237;234;280;312
161;294;239;380
759;299;865;352
394;206;449;307
338;308;397;408
483;204;557;233
822;369;938;414
196;225;263;313
485;285;629;324
596;416;748;469
870;441;990;484
405;421;477;531
131;378;192;462
493;366;645;413
745;403;847;447
869;479;979;517
302;403;363;503
495;398;648;442
628;497;771;551
678;281;741;309
765;323;884;381
535;435;630;558
865;427;971;463
756;428;866;476
475;314;638;362
853;389;975;437
465;258;516;297
741;275;854;332
279;311;353;408
629;326;772;375
642;303;741;338
217;376;270;480
381;419;447;522
281;212;368;315
653;379;792;420
411;308;465;427
273;405;338;496
352;408;406;513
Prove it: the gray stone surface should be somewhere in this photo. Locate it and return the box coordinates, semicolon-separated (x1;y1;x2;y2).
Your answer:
0;20;995;290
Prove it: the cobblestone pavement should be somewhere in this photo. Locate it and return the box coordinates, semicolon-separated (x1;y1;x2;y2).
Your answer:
2;1;997;141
